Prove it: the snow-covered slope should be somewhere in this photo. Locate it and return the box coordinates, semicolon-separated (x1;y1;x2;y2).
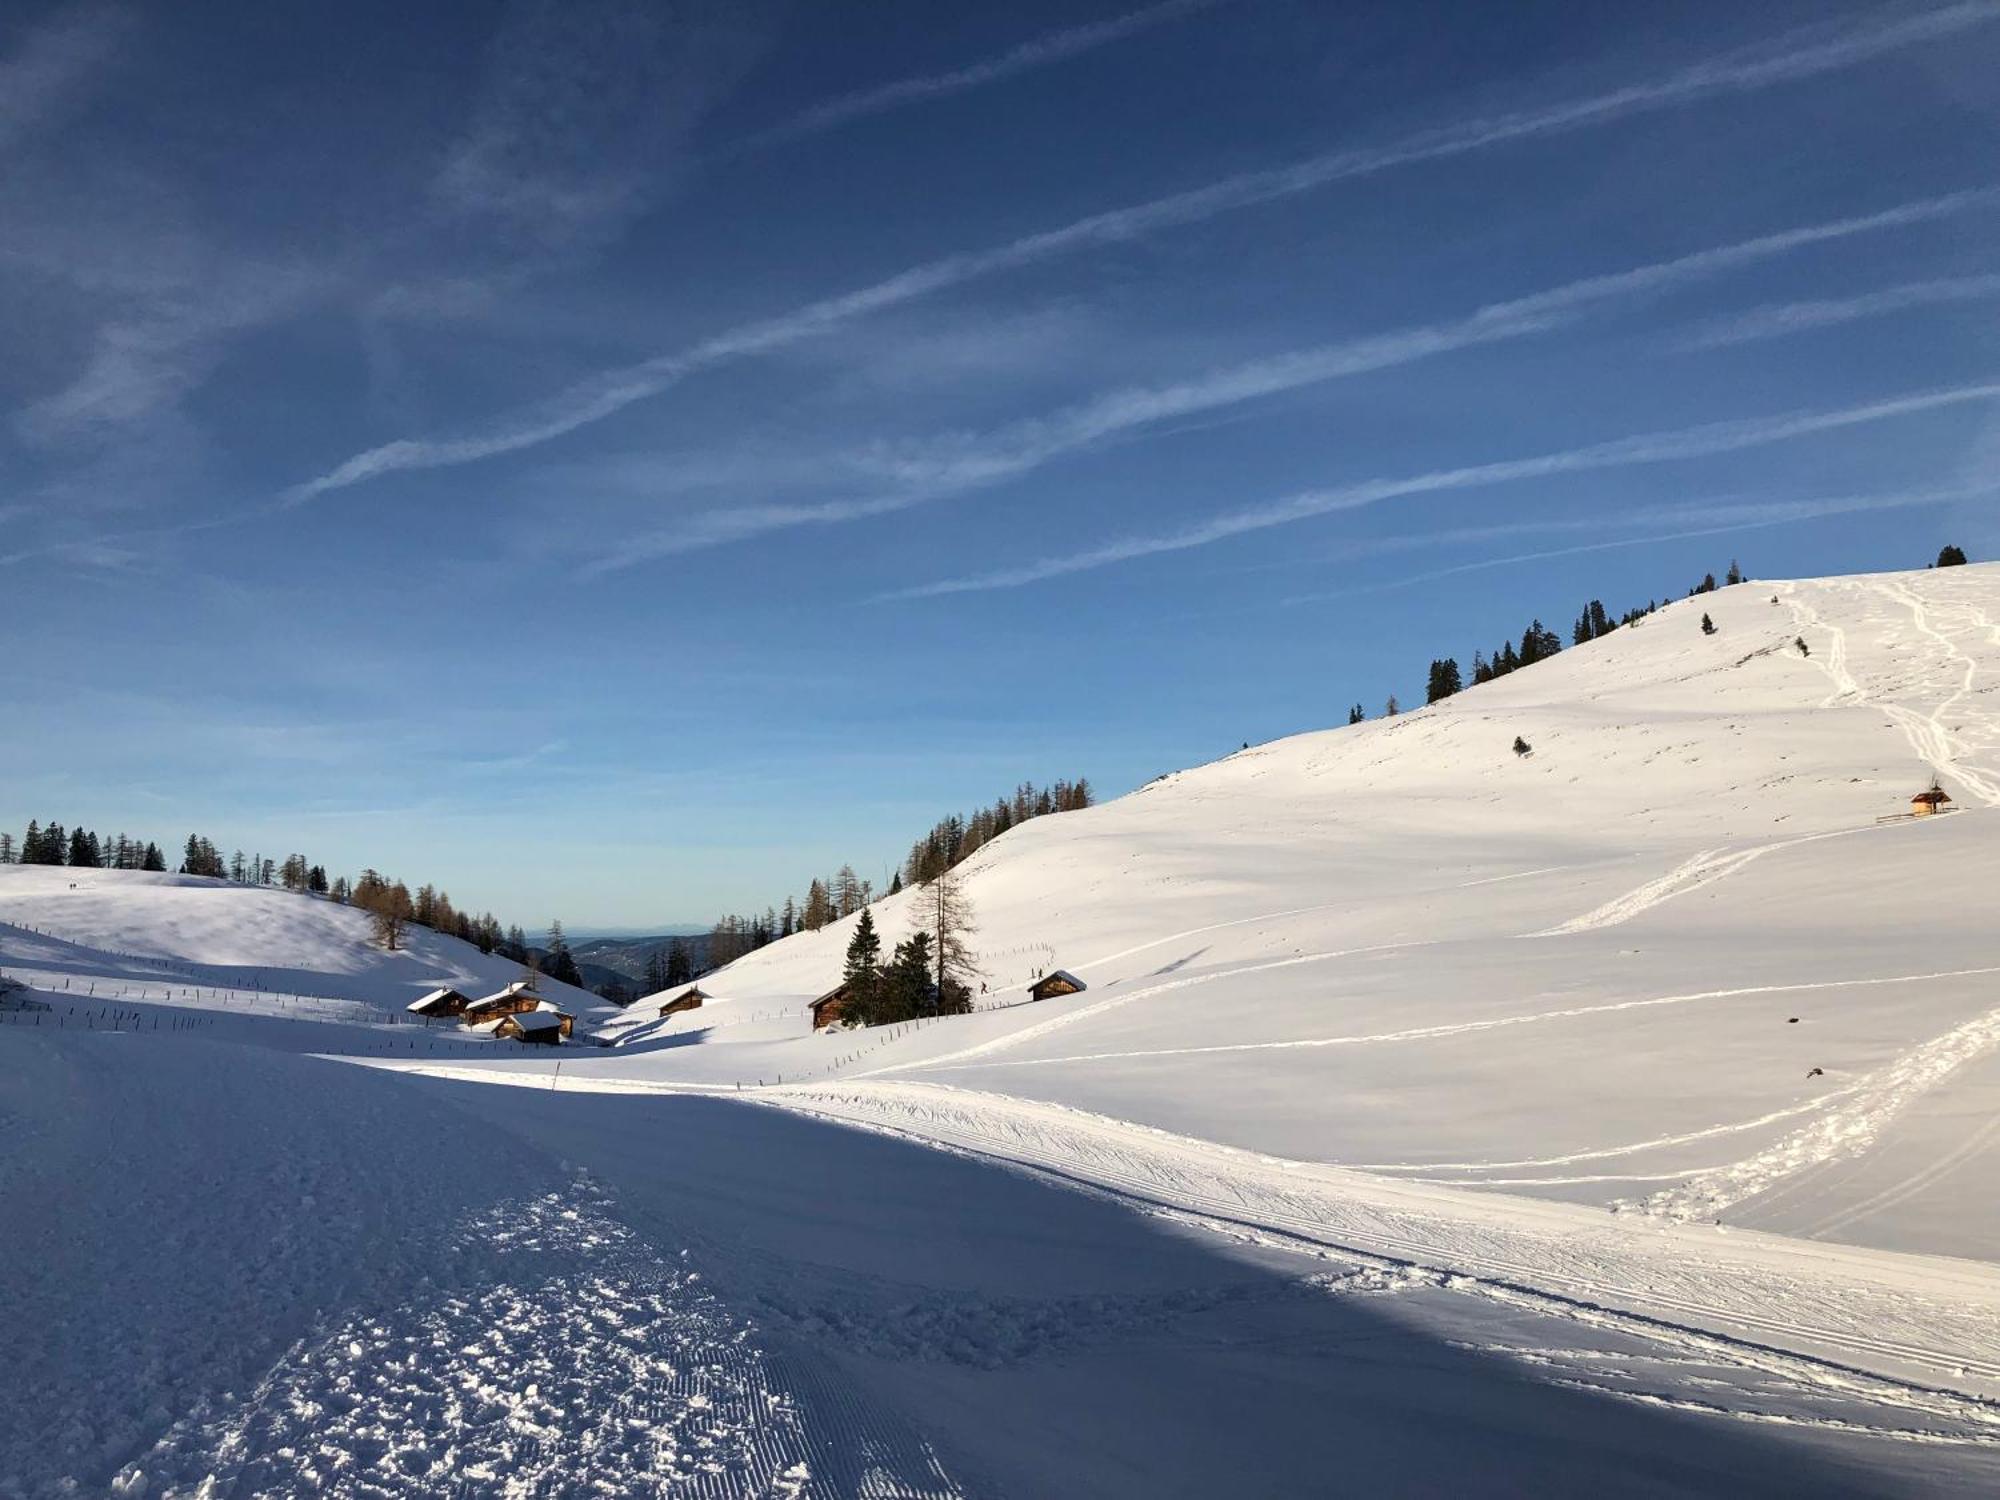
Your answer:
457;566;2000;1259
0;866;603;1021
9;565;2000;1494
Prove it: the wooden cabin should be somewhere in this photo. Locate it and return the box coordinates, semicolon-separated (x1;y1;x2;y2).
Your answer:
495;1008;566;1044
406;986;471;1019
1029;969;1087;1003
655;984;708;1018
809;984;855;1030
462;979;545;1023
1911;784;1953;817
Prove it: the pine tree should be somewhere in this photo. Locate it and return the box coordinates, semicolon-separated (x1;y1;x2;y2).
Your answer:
1795;636;1810;657
142;842;166;873
1384;695;1400;717
1426;658;1462;704
1513;736;1532;757
1725;559;1745;585
1937;544;1968;567
544;920;582;987
880;931;936;1022
1700;612;1717;635
842;908;883;1021
1348;703;1365;724
0;833;13;864
665;936;694;986
887;870;902;895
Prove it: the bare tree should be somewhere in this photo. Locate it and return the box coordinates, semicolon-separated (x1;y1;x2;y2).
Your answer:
923;863;982;1014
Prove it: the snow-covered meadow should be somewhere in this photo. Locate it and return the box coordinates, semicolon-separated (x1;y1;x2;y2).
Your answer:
5;565;2000;1495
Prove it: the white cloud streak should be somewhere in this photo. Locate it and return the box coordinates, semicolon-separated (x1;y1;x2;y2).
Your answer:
1679;271;2000;347
740;0;1225;149
885;381;2000;597
0;1;132;153
279;3;2000;510
580;188;1990;570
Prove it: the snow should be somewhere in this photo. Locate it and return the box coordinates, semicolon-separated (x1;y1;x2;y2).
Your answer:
5;564;2000;1493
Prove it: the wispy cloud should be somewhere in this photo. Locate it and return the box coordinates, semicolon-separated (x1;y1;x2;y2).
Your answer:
16;261;330;445
885;381;2000;597
0;1;133;153
432;0;764;257
1679;271;2000;348
1277;482;2000;604
279;3;2000;510
739;0;1224;149
580;189;1990;570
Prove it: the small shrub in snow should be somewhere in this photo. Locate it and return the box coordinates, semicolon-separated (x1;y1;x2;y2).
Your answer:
1795;636;1810;657
1700;613;1717;636
1512;736;1532;757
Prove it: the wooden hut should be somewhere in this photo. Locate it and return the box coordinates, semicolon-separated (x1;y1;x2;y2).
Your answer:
463;979;545;1023
1911;783;1953;817
1028;969;1087;1003
495;1008;566;1044
406;986;471;1019
655;984;709;1019
809;984;855;1030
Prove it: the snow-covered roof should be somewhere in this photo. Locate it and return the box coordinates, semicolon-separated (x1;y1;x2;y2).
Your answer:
508;1009;564;1033
1032;969;1086;992
530;999;575;1018
406;986;468;1013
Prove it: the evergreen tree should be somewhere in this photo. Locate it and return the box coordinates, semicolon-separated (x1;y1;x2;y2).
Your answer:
544;920;582;987
665;936;694;986
1348;703;1365;724
842;908;883;1021
879;931;936;1022
643;948;670;994
0;833;13;864
308;864;328;894
887;870;902;895
1937;544;1968;567
70;826;100;866
1513;736;1532;757
142;842;166;873
1425;658;1462;705
1384;695;1400;716
1700;612;1717;635
1589;599;1611;638
1725;559;1745;585
1795;636;1810;657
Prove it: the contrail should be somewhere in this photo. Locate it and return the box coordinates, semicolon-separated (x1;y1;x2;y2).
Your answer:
1680;271;2000;348
278;4;2000;510
581;188;1990;572
884;382;2000;596
737;0;1226;150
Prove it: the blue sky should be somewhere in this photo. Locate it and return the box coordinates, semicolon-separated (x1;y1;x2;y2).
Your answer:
5;0;1998;930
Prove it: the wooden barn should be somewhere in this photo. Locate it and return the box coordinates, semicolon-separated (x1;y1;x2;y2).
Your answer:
809;984;855;1030
495;1008;566;1044
406;987;471;1019
462;979;545;1023
1029;969;1087;1003
655;984;709;1018
1911;783;1954;817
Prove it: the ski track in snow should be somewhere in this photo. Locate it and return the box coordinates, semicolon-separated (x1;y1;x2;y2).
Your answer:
900;965;2000;1072
1622;995;2000;1224
1343;1090;1865;1175
1783;577;2000;806
743;1081;2000;1429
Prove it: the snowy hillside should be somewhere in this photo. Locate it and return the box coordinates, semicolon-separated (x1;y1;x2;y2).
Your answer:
456;567;2000;1250
0;866;603;1022
7;564;2000;1496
